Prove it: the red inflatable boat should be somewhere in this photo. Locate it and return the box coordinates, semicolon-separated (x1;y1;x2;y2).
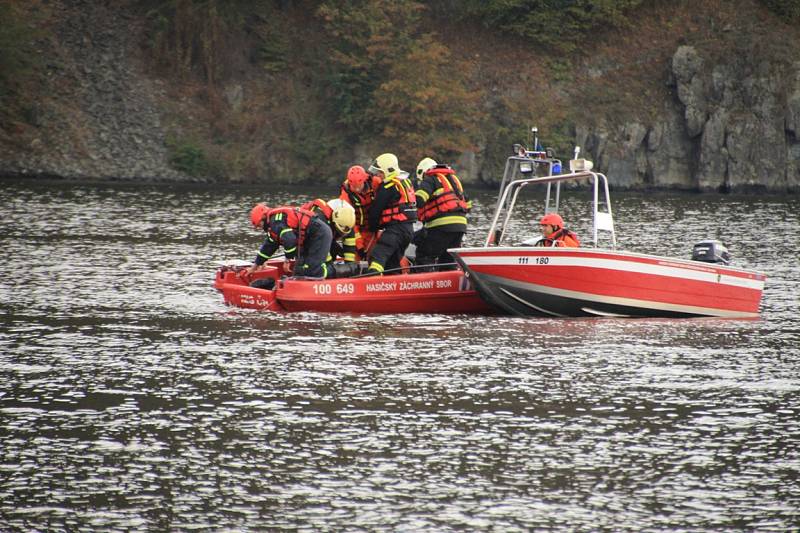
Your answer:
213;260;494;315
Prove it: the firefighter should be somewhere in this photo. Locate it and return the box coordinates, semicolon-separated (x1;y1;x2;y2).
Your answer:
412;157;471;271
247;202;334;278
301;198;356;260
365;153;417;275
536;213;580;247
301;197;363;278
339;165;382;262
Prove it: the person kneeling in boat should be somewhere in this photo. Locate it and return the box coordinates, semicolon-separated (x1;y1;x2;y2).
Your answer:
535;213;580;247
301;197;361;278
365;153;417;275
412;157;471;272
247;202;334;281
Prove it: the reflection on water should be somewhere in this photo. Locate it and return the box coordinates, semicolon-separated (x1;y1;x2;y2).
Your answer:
1;180;799;531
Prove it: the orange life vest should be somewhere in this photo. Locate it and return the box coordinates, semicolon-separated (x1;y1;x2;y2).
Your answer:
301;198;333;221
417;166;470;222
340;176;382;226
539;228;580;248
265;206;316;249
378;176;417;226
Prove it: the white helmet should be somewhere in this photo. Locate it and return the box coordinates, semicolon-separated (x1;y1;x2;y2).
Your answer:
369;153;401;180
416;157;437;179
327;198;356;234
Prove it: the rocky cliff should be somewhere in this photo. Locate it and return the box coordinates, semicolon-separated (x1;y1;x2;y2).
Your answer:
577;45;800;192
1;1;799;192
0;0;189;181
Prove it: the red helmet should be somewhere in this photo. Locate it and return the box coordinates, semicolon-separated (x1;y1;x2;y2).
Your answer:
539;213;564;229
347;165;369;188
249;203;270;229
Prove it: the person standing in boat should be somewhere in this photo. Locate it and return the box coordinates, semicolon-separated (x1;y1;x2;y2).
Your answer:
364;153;417;275
339;165;383;262
536;213;580;247
412;157;471;271
247;203;334;278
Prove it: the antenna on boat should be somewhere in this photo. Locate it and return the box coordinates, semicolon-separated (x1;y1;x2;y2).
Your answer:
531;126;539;152
573;146;580;159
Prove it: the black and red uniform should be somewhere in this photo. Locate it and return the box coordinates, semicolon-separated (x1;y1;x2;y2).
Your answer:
301;198;346;262
366;176;417;274
413;164;471;270
255;206;333;278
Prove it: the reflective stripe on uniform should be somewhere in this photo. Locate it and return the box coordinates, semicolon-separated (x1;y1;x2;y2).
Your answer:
425;215;468;229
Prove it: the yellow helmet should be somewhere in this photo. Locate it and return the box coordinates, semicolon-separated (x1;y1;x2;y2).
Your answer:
369;153;401;180
327;198;356;234
416;157;437;179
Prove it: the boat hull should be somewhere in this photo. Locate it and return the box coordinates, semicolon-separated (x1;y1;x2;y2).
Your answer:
450;247;765;318
215;265;283;311
214;263;494;315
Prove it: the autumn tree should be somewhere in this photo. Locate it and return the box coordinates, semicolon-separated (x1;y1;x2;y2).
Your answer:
317;0;422;136
318;0;482;163
376;38;482;165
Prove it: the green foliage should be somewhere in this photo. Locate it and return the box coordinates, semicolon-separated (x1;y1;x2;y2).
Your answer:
167;137;214;176
453;0;645;52
0;2;40;96
759;0;800;20
317;0;424;135
285;116;346;180
473;124;519;183
539;121;576;160
547;58;574;83
255;27;289;73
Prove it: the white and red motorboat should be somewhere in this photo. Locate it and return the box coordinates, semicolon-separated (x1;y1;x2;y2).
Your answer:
449;143;766;318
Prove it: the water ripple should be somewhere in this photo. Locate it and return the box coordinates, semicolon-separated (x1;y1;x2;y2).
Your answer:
1;181;798;531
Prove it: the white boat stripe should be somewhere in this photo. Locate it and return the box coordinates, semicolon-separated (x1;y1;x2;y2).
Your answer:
485;275;759;318
460;255;765;291
498;287;566;317
580;307;632;318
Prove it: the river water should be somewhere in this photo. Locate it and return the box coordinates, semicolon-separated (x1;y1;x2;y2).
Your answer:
1;179;799;531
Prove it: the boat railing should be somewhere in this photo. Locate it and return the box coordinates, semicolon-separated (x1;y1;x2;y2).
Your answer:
484;159;617;249
493;154;562;214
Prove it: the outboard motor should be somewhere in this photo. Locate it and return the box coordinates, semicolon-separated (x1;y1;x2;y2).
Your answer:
691;240;731;265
